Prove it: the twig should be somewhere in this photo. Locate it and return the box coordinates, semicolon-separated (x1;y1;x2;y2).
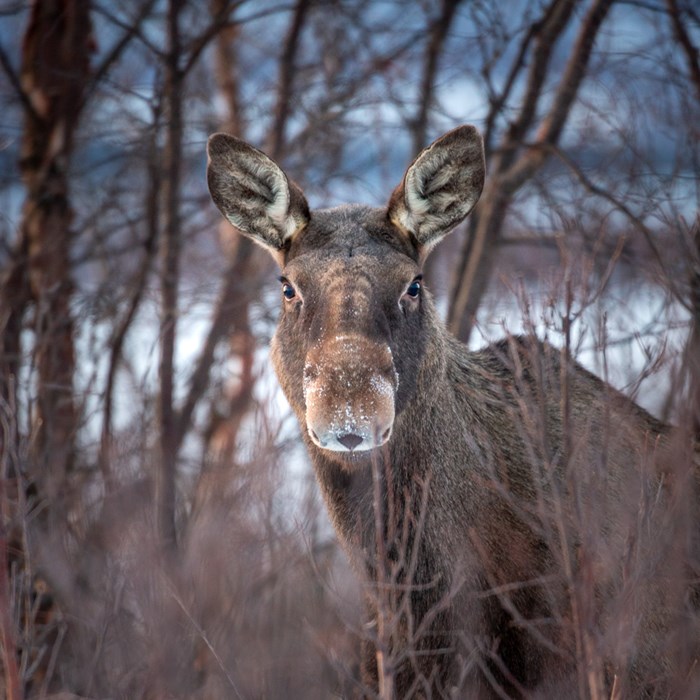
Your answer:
170;586;244;698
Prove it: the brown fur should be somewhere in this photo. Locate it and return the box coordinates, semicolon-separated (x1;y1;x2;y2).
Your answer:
207;127;699;698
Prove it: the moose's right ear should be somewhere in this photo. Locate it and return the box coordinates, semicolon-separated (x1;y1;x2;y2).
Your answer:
207;134;310;255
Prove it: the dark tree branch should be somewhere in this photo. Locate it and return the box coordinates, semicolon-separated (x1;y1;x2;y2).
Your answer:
482;17;538;158
99;102;162;489
688;217;700;440
666;0;700;104
157;0;185;552
491;0;579;178
213;0;244;135
182;0;240;76
548;143;686;303
501;0;615;191
448;0;582;337
0;41;39;121
173;240;257;452
184;0;301;75
410;0;464;155
266;0;312;160
91;3;164;58
448;0;616;341
83;0;159;108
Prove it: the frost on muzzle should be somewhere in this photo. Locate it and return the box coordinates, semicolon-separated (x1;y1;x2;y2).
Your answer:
303;335;397;453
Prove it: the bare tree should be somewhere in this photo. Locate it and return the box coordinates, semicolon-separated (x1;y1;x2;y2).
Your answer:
448;0;615;341
0;0;697;696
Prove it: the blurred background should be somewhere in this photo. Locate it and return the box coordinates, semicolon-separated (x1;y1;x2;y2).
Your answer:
0;0;698;697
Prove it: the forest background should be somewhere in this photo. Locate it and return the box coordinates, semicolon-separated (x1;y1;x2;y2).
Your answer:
0;0;698;697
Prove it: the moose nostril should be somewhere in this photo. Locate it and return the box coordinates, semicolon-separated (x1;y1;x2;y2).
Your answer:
338;433;363;451
309;428;327;447
381;427;391;442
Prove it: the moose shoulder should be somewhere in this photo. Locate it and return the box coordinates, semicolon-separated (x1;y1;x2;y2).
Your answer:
207;127;698;698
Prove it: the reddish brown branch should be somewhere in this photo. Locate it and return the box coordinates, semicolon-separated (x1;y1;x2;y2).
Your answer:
266;0;312;160
411;0;464;154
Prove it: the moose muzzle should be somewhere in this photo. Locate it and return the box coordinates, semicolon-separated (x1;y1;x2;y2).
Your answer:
303;335;396;453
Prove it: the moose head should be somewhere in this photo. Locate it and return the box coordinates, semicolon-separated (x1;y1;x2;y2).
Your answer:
207;126;484;462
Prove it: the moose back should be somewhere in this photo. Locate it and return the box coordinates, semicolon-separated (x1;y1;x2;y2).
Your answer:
207;126;698;698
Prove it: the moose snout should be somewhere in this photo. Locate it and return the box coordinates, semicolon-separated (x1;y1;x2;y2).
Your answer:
303;337;396;455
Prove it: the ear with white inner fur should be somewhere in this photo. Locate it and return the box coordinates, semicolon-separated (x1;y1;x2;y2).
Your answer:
387;125;485;253
207;133;310;254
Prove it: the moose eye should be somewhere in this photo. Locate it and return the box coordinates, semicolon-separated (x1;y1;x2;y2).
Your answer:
282;282;296;300
406;278;422;298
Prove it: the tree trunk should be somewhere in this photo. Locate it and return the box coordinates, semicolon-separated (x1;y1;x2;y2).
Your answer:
157;0;185;552
0;3;93;697
18;0;92;512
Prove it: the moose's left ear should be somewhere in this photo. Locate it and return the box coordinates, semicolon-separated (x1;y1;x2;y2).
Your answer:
387;125;485;253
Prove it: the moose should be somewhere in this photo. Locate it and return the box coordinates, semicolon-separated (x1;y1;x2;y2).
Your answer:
207;126;698;698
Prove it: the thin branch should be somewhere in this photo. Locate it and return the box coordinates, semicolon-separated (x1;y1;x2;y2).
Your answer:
497;0;581;170
99;105;161;487
448;0;616;341
173;240;256;451
182;0;240;76
284;30;423;155
0;504;21;700
411;0;464;155
91;3;164;58
501;0;615;192
266;0;312;160
482;16;538;158
83;0;159;108
170;584;244;698
213;0;244;135
0;41;39;121
549;143;687;306
183;0;301;75
683;216;700;440
666;0;700;104
448;0;583;338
